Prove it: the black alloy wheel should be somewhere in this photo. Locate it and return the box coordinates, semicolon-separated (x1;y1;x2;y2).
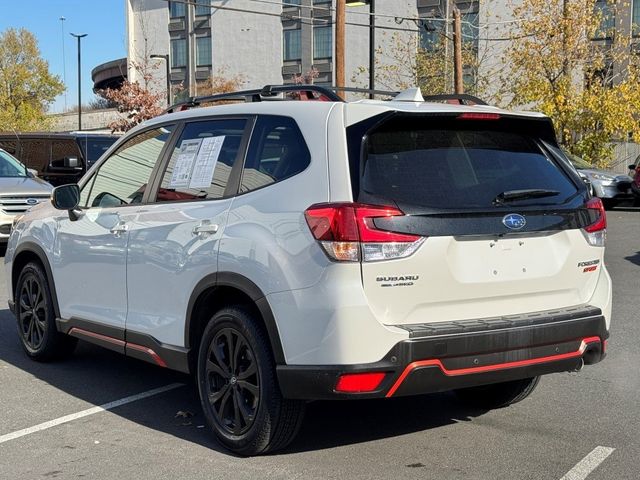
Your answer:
15;261;77;361
18;273;47;351
197;306;305;455
205;327;260;436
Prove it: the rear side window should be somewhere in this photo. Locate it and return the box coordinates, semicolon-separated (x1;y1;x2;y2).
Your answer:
155;118;247;202
240;116;310;194
359;116;577;209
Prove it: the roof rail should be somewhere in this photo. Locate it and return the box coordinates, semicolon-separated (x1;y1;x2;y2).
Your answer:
163;84;489;114
165;84;344;113
422;94;488;106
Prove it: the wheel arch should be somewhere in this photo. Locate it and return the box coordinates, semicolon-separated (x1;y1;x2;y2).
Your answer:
12;242;60;318
186;272;286;371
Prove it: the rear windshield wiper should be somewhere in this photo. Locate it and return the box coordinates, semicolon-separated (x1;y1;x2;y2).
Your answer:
493;189;560;205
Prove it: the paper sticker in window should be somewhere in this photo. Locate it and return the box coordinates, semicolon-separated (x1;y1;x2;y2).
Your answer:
169;138;202;188
189;136;226;189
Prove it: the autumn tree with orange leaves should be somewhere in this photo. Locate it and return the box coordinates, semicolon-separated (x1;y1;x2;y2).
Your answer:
505;0;640;166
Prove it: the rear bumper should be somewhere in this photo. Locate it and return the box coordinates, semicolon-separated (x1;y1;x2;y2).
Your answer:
277;306;608;400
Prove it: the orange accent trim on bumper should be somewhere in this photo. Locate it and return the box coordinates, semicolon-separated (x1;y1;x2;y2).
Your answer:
68;327;125;347
68;327;167;368
385;336;601;398
126;343;168;368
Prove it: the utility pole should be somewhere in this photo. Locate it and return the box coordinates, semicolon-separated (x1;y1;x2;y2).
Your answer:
70;33;87;131
368;0;375;99
335;0;346;97
453;7;464;94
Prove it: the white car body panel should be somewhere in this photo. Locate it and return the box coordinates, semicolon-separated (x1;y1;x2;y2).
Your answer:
126;199;233;346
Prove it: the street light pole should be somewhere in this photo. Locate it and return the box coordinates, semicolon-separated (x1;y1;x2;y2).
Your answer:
151;54;171;106
368;0;375;99
60;17;67;111
70;33;87;131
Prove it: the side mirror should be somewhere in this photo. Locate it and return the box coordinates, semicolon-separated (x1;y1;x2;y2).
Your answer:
51;184;82;220
64;157;80;168
27;168;38;177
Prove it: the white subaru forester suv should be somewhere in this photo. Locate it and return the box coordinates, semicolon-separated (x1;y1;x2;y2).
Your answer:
6;86;611;455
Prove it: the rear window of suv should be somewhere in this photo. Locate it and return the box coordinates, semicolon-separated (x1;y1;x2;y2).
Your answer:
355;115;578;209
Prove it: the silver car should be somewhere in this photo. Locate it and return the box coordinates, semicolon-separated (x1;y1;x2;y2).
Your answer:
566;152;634;209
0;149;52;243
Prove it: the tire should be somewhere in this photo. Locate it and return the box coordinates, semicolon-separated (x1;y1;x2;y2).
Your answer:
454;376;540;410
601;198;616;210
14;261;77;361
197;306;305;455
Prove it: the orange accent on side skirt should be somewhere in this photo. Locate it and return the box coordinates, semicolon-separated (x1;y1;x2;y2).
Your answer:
68;327;167;368
385;336;601;398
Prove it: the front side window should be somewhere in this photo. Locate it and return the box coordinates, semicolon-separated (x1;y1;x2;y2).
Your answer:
283;29;301;61
240;116;310;194
171;38;187;68
155;119;247;202
80;125;174;208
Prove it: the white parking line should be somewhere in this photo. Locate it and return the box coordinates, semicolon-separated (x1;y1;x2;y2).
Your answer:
560;446;616;480
0;382;184;445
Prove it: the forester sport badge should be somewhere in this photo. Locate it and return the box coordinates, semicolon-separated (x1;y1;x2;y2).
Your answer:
502;213;526;230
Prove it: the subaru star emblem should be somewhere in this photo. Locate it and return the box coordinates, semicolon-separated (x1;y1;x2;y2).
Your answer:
502;213;526;230
26;198;38;205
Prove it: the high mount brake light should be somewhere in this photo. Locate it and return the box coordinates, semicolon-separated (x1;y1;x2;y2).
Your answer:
582;197;606;247
457;112;501;121
304;203;424;262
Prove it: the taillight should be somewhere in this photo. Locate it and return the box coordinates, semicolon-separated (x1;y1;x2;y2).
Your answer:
304;203;424;262
581;197;606;247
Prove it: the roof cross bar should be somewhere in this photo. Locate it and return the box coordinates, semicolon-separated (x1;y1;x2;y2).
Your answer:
165;84;344;113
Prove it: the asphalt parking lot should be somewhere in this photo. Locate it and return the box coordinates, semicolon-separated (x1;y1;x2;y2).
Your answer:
0;208;638;480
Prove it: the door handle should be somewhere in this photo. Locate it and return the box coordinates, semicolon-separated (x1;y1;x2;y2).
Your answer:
110;222;129;237
192;222;219;236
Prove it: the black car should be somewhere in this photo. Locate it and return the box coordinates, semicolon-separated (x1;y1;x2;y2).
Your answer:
0;132;119;186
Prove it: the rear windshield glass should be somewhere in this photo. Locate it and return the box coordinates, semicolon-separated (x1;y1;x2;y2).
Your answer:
360;116;577;209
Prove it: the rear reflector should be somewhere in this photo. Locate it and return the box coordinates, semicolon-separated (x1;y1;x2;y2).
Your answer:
305;203;424;262
457;112;501;121
335;372;386;393
581;197;606;247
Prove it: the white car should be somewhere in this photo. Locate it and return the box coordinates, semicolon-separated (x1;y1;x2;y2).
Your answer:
0;149;52;243
5;86;611;455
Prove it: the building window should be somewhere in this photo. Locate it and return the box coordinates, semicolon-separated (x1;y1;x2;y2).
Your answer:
634;0;640;37
419;18;443;52
462;11;479;49
283;29;301;61
283;0;302;5
169;1;185;18
196;36;212;66
313;26;332;59
595;0;615;39
171;38;187;68
195;0;210;16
